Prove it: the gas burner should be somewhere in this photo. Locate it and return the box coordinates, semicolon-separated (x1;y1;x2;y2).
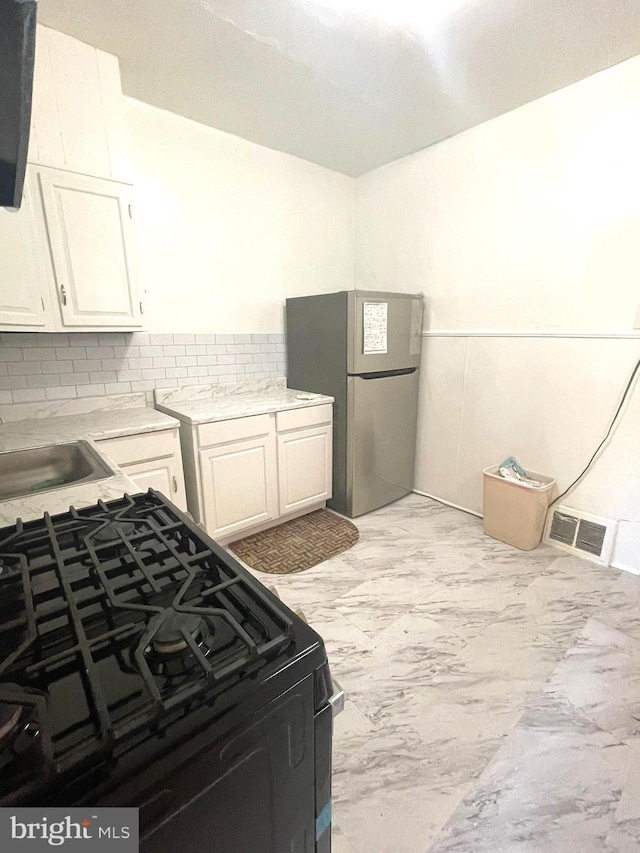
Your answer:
143;611;216;678
0;701;22;743
152;612;204;656
92;521;137;544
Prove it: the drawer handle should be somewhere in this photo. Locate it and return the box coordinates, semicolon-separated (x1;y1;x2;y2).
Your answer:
172;475;178;493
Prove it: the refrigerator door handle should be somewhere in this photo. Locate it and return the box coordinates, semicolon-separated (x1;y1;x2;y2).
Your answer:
351;367;418;380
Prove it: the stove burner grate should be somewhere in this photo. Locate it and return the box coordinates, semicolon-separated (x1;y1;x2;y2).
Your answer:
0;490;293;790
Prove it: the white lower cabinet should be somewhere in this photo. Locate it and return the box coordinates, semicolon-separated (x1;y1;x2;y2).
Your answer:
96;428;187;511
200;435;278;540
277;425;332;515
123;457;185;507
193;403;333;542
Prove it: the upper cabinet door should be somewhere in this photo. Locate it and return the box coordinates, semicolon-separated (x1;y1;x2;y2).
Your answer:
29;26;131;182
37;168;143;329
0;173;50;330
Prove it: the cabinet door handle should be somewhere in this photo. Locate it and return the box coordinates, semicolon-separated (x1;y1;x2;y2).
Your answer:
60;285;67;306
172;475;178;493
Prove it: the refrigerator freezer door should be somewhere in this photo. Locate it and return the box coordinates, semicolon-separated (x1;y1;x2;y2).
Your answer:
346;369;420;517
347;291;423;375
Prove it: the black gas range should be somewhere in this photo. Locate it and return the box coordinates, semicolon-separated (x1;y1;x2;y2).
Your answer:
0;490;334;852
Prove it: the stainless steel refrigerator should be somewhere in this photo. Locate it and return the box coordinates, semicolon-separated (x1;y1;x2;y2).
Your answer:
286;290;423;518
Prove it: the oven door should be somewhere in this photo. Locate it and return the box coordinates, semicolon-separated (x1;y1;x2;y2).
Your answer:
135;675;321;853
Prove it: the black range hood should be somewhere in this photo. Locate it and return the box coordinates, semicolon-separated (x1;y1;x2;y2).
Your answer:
0;0;37;210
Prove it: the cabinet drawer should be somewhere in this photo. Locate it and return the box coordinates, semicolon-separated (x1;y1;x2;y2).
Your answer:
276;404;332;433
97;429;178;466
197;414;272;448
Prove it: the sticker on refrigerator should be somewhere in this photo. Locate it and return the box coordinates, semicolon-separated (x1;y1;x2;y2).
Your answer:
363;302;388;354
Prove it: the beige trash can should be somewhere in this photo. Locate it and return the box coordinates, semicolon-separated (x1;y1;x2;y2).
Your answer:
482;466;556;551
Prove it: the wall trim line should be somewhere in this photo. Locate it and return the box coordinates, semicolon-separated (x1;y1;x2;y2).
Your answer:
422;330;640;339
412;489;482;518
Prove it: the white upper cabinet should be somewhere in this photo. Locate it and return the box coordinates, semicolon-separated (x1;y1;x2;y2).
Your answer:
0;25;144;333
29;26;131;183
38;168;143;328
0;173;52;329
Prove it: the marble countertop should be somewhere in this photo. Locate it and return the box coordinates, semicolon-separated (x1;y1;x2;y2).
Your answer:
0;393;178;529
0;441;138;528
0;406;179;453
154;378;334;425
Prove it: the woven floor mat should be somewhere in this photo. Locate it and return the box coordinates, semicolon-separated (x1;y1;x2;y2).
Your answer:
228;509;359;574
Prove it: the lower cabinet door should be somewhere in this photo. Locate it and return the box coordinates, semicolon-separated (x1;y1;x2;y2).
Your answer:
277;425;332;516
96;429;187;511
200;435;277;540
122;456;187;511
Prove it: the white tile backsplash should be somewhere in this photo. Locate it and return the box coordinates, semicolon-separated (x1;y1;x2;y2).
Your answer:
0;332;286;405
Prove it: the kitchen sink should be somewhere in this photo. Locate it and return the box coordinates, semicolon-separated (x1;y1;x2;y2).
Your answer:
0;441;115;501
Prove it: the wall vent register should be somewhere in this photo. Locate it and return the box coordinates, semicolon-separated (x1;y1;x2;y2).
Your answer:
545;505;617;565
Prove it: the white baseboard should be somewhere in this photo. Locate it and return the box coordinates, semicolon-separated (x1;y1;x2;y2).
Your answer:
412;489;482;518
611;560;640;577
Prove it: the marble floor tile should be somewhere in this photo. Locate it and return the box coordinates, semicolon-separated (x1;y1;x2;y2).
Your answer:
546;618;640;741
231;494;639;852
335;782;465;853
593;571;640;640
334;611;465;723
428;619;568;716
414;581;516;641
331;824;358;853
243;555;367;610
335;573;446;634
495;557;621;646
337;525;442;575
429;696;637;853
603;821;640;853
332;722;470;853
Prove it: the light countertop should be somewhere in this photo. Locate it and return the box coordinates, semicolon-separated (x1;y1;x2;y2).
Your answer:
0;393;179;528
0;406;179;454
0;381;334;528
154;378;334;425
0;442;137;528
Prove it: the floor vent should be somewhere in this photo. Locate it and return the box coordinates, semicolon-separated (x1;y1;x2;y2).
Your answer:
544;506;617;565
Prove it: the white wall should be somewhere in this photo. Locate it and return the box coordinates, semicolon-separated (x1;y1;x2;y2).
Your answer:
125;98;355;334
355;54;640;568
356;54;640;330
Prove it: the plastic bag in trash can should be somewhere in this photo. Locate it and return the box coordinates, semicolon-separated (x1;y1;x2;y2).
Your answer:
498;457;545;489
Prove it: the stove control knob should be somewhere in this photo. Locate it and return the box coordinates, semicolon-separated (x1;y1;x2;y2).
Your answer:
13;722;41;756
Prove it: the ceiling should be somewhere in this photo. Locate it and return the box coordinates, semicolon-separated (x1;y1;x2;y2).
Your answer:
38;0;640;176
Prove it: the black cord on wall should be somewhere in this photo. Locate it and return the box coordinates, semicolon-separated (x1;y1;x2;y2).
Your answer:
549;353;640;509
